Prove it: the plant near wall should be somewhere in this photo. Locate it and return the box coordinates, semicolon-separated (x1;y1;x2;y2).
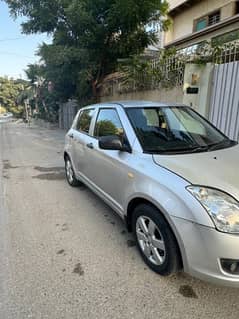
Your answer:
118;46;181;91
185;41;212;65
119;55;154;91
118;40;239;92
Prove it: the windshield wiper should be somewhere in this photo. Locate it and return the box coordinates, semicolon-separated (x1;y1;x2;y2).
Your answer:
146;145;210;154
208;139;237;151
187;145;210;153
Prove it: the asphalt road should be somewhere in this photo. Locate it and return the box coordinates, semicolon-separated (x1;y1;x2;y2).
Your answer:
1;121;239;319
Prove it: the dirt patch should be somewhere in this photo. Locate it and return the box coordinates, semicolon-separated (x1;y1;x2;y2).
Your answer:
62;223;68;231
33;166;65;180
34;166;64;172
32;172;65;180
3;160;19;170
73;263;84;276
57;249;65;255
78;184;86;191
127;240;136;247
179;285;198;299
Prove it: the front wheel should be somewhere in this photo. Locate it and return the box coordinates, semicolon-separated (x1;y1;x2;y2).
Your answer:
132;204;181;276
65;156;81;187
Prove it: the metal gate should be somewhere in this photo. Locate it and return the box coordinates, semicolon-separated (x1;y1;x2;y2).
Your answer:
58;100;78;130
209;61;239;141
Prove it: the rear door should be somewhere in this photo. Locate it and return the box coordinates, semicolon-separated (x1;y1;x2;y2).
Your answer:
72;108;96;178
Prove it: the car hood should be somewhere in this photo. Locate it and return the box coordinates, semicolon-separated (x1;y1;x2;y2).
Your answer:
153;145;239;199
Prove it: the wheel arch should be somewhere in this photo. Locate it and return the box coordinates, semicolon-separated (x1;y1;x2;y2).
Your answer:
126;196;185;270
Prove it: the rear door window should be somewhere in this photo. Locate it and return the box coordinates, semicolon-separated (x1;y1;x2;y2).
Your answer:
76;109;95;134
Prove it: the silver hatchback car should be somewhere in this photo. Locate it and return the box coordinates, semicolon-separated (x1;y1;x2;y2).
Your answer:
64;101;239;287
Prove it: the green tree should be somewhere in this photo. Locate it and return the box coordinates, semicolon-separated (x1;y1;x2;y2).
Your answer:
25;63;45;84
23;63;59;122
0;77;27;116
5;0;170;102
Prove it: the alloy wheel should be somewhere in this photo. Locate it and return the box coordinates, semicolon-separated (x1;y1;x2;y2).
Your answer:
66;159;74;184
136;216;166;266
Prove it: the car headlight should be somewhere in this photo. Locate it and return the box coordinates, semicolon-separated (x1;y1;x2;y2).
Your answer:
187;186;239;234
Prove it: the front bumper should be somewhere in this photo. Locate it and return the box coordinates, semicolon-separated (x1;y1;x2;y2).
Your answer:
172;216;239;287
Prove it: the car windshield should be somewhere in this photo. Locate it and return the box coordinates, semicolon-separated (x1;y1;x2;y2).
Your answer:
126;106;237;154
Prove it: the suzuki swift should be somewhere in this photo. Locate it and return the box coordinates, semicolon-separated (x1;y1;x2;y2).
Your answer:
64;101;239;287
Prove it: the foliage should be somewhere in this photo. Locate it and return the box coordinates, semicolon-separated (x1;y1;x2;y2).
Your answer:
24;63;45;84
119;55;154;90
119;40;239;91
23;64;60;122
0;106;7;114
0;77;28;116
5;0;170;102
119;47;178;90
212;29;239;47
36;86;59;123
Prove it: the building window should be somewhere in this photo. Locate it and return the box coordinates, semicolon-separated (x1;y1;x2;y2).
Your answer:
194;10;221;32
236;1;239;14
208;11;221;26
195;18;207;31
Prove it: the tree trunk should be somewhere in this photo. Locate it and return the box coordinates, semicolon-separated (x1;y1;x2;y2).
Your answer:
91;79;100;103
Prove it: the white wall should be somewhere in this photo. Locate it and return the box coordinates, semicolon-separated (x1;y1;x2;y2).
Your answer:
100;86;183;105
183;63;214;117
168;0;187;10
165;0;236;45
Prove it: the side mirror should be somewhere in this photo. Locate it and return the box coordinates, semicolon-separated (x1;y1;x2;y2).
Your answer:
99;135;124;151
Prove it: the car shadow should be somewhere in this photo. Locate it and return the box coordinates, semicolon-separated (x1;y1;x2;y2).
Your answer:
74;182;239;304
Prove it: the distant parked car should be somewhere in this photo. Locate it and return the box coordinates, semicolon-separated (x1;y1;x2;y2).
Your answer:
0;112;12;118
0;112;13;122
64;101;239;287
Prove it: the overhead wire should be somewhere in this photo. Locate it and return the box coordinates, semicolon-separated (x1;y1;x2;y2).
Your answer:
0;51;34;59
0;36;34;58
0;36;28;42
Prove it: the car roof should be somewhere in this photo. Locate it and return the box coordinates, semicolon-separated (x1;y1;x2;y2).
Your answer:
81;100;186;110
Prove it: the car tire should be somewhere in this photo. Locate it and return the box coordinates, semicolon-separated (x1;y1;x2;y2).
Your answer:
132;204;181;276
65;156;81;187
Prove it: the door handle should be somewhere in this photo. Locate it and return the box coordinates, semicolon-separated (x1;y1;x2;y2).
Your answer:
68;133;74;139
86;143;94;149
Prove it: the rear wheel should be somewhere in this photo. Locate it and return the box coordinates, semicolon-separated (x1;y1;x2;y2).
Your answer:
132;204;181;276
65;156;81;187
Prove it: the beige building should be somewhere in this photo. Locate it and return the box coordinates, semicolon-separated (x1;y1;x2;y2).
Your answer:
164;0;239;50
